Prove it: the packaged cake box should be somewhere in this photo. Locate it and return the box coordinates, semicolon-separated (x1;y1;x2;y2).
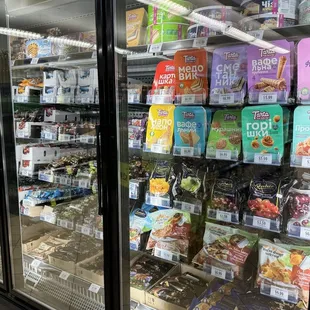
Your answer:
210;45;248;106
206;110;242;161
174;48;208;105
126;8;148;47
25;39;53;58
242;104;284;165
248;40;291;104
297;38;310;103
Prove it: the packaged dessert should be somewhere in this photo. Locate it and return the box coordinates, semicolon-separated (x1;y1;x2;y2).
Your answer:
126;8;148;47
145;104;175;153
128;113;148;149
174;48;208;105
297;39;310;103
257;239;310;308
146;209;191;261
150;60;175;104
192;6;241;23
242;104;284;165
299;0;310;25
25;39;53;58
147;23;188;44
206;110;242;161
247;40;291;104
192;222;258;281
210;45;248;106
173;106;207;157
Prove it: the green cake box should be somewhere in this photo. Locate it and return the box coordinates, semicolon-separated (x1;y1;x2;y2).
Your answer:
242;104;284;166
206;110;242;161
147;23;189;44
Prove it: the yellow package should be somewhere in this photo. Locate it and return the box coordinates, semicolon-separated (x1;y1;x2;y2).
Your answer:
126;8;148;47
146;104;175;153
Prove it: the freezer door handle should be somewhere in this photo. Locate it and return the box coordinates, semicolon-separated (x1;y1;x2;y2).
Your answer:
96;124;104;215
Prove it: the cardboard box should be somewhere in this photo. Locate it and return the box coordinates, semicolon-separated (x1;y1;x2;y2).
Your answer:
16;122;44;139
22;234;49;253
58;70;77;87
42;86;57;103
21;145;61;163
25;39;53;58
75;86;95;104
56;86;76;104
78;69;98;87
43;71;62;87
44;108;80;122
126;8;148;47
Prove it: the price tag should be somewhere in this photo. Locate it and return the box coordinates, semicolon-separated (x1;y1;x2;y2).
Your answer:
181;95;195;104
193;37;207;48
154;247;179;262
11;60;15;67
253;216;271;230
216;150;232;160
216;210;232;223
79;179;89;188
270;286;288;301
128;140;133;148
219;94;234;105
60;177;68;185
81;226;91;235
89;283;101;294
31;58;39;64
300;227;310;240
59;271;70;280
180;147;194;157
149;43;163;53
254;153;272;165
151;144;164;154
302;156;310;168
95;230;103;240
259;92;277;103
248;30;264;39
31;259;41;268
23;207;30;216
150;196;161;206
44;132;54;140
92;51;97;58
181;202;195;214
211;266;226;280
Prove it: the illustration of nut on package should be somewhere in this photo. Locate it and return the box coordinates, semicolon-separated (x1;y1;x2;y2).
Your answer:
126;8;148;47
297;38;310;103
248;40;291;104
174;48;208;104
257;239;310;309
242;104;284;165
145;104;175;153
173;106;207;157
210;45;248;106
192;222;258;281
206;110;242;161
150;60;175;104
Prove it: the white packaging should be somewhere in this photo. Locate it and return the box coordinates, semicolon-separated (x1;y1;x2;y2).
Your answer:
42;86;57;103
16;122;44;138
58;69;77;87
21;146;61;163
56;86;76;104
44;108;80;122
78;68;98;87
75;86;95;104
43;71;62;87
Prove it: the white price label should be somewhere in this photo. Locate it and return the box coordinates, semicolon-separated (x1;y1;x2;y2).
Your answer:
79;179;89;188
181;94;195;104
216;210;232;222
23;207;30;215
259;92;277;103
211;266;226;280
81;226;91;235
302;156;310;168
270;286;289;301
193;37;207;48
31;259;41;268
149;43;163;53
248;30;264;39
95;230;103;240
44;132;54;140
181;202;195;214
31;58;39;64
181;147;194;157
17;131;25;138
253;216;271;230
89;283;101;294
150;196;161;206
151;144;164;154
92;51;97;58
60;177;68;185
59;271;70;280
219;94;234;104
128;140;133;148
216;150;232;160
154;247;179;262
300;227;310;240
11;60;15;67
254;153;272;165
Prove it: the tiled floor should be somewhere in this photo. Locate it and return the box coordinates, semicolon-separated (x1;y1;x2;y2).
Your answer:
0;296;24;309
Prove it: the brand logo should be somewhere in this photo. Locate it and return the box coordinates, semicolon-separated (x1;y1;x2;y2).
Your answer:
252;110;270;120
259;48;276;57
183;55;196;63
165;65;175;72
158;110;168;117
182;112;195;119
224;52;239;61
215;179;233;191
127;13;137;20
224;114;237;121
252;181;277;194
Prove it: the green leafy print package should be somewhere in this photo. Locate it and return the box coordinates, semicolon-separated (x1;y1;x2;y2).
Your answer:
192;222;258;281
242;104;284;165
206;110;242;161
257;239;310;309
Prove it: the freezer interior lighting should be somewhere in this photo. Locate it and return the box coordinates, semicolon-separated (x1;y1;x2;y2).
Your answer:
223;26;255;42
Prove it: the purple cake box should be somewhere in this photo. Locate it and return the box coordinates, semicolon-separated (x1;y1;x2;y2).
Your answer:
297;38;310;103
210;45;248;106
247;39;291;104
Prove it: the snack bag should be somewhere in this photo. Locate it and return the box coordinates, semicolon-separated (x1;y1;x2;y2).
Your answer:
173;106;207;157
146;209;191;260
206;110;242;161
128;113;148;149
145;104;175;153
210;45;248;106
242;104;284;165
248;39;291;104
297;38;310;104
192;222;258;281
150;60;175;104
257;239;310;309
174;48;208;104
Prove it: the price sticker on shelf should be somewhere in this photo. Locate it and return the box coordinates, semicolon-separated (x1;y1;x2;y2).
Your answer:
254;153;272;165
31;259;41;268
248;30;264;39
95;230;103;240
92;51;97;58
11;60;15;67
43;132;55;140
216;210;232;223
31;58;39;65
180;147;194;157
253;216;271;230
300;227;310;240
154;247;179;262
181;94;195;104
81;226;91;235
211;266;226;280
259;92;277;103
193;37;207;48
150;196;161;206
89;283;101;294
302;156;310;168
151;144;164;154
149;43;163;53
219;94;234;105
216;150;231;160
59;271;70;280
270;286;289;301
23;207;30;216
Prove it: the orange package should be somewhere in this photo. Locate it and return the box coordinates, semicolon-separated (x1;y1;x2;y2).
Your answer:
174;48;208;105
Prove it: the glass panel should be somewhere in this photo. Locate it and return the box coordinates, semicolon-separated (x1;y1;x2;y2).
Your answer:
4;1;104;309
119;0;310;309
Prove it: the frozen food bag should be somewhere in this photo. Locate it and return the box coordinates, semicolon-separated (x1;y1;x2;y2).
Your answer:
174;48;208;104
242;104;284;165
173;106;207;157
297;38;310;104
206;109;242;161
150;60;175;103
248;39;291;104
257;239;310;309
210;45;248;106
145;104;175;153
